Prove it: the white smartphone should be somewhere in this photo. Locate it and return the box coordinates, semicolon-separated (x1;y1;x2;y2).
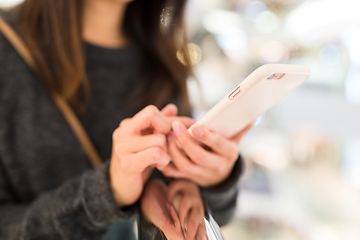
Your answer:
189;64;311;138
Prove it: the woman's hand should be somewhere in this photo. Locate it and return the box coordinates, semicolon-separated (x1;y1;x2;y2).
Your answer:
167;180;206;240
158;103;195;130
141;179;185;240
109;105;172;208
141;179;207;240
162;122;252;187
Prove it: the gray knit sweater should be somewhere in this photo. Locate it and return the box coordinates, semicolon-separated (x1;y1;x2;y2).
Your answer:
0;9;242;240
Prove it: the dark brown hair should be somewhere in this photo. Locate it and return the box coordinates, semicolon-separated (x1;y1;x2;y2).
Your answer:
16;0;192;115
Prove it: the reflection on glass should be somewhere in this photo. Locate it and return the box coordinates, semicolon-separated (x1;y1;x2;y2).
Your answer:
204;210;226;240
140;179;227;240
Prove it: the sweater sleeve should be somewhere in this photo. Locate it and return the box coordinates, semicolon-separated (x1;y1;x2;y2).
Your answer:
0;160;137;240
200;155;244;226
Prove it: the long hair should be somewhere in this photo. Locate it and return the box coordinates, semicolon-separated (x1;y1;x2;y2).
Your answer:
16;0;192;115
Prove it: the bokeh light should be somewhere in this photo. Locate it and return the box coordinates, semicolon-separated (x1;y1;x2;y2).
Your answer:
258;41;290;63
242;1;268;22
254;10;280;33
202;10;243;35
176;43;202;66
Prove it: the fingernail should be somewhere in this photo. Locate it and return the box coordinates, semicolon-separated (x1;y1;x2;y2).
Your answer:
167;132;175;142
192;126;204;137
172;121;182;135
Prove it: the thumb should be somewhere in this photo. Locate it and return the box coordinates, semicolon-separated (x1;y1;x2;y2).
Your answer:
161;103;178;117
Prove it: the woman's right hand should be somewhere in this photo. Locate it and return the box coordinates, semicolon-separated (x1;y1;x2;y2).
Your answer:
109;105;172;208
167;180;206;240
141;179;207;240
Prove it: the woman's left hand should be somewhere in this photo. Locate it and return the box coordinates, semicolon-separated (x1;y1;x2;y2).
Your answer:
162;122;252;187
141;179;185;240
140;179;206;240
167;180;206;240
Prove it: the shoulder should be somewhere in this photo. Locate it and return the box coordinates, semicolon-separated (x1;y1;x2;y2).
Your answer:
0;7;19;66
0;7;34;101
0;7;19;57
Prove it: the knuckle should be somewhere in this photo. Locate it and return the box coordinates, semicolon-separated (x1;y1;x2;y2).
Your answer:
230;150;239;162
195;154;207;165
215;165;225;174
150;147;162;159
112;128;121;142
154;134;166;147
144;105;159;117
119;118;130;128
228;143;239;161
176;161;190;172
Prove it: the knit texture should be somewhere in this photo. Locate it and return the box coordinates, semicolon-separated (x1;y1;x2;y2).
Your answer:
0;8;243;240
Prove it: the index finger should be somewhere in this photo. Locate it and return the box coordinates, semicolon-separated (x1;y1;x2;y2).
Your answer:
130;105;171;135
167;116;195;128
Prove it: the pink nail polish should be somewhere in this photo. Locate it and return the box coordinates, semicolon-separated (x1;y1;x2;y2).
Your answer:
192;126;204;137
172;121;182;135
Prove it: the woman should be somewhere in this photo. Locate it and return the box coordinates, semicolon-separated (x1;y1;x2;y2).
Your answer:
0;0;249;239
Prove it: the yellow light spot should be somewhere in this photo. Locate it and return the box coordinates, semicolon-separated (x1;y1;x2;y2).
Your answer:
177;43;202;66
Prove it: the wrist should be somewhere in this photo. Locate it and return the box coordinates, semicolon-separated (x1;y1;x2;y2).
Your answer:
202;155;243;192
204;171;233;188
110;182;126;208
109;163;127;208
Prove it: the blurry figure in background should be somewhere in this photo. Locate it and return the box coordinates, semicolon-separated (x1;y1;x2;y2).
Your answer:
0;0;251;239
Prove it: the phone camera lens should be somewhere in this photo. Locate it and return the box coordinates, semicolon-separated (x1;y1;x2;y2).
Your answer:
268;74;275;79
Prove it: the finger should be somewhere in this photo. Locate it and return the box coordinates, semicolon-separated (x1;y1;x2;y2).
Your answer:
163;204;186;240
177;197;194;230
195;223;207;240
166;181;194;204
161;103;178;117
162;164;188;180
230;122;253;143
172;122;224;169
126;147;171;173
119;118;131;128
168;202;187;240
190;125;239;162
130;105;171;135
114;134;167;154
167;203;181;230
167;116;196;128
167;182;184;204
186;208;204;240
167;133;203;175
160;219;179;240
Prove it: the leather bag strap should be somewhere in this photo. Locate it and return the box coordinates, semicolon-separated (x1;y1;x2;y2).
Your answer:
0;16;103;168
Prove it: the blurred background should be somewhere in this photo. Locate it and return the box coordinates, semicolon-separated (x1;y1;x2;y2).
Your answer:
1;0;360;239
182;1;360;240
